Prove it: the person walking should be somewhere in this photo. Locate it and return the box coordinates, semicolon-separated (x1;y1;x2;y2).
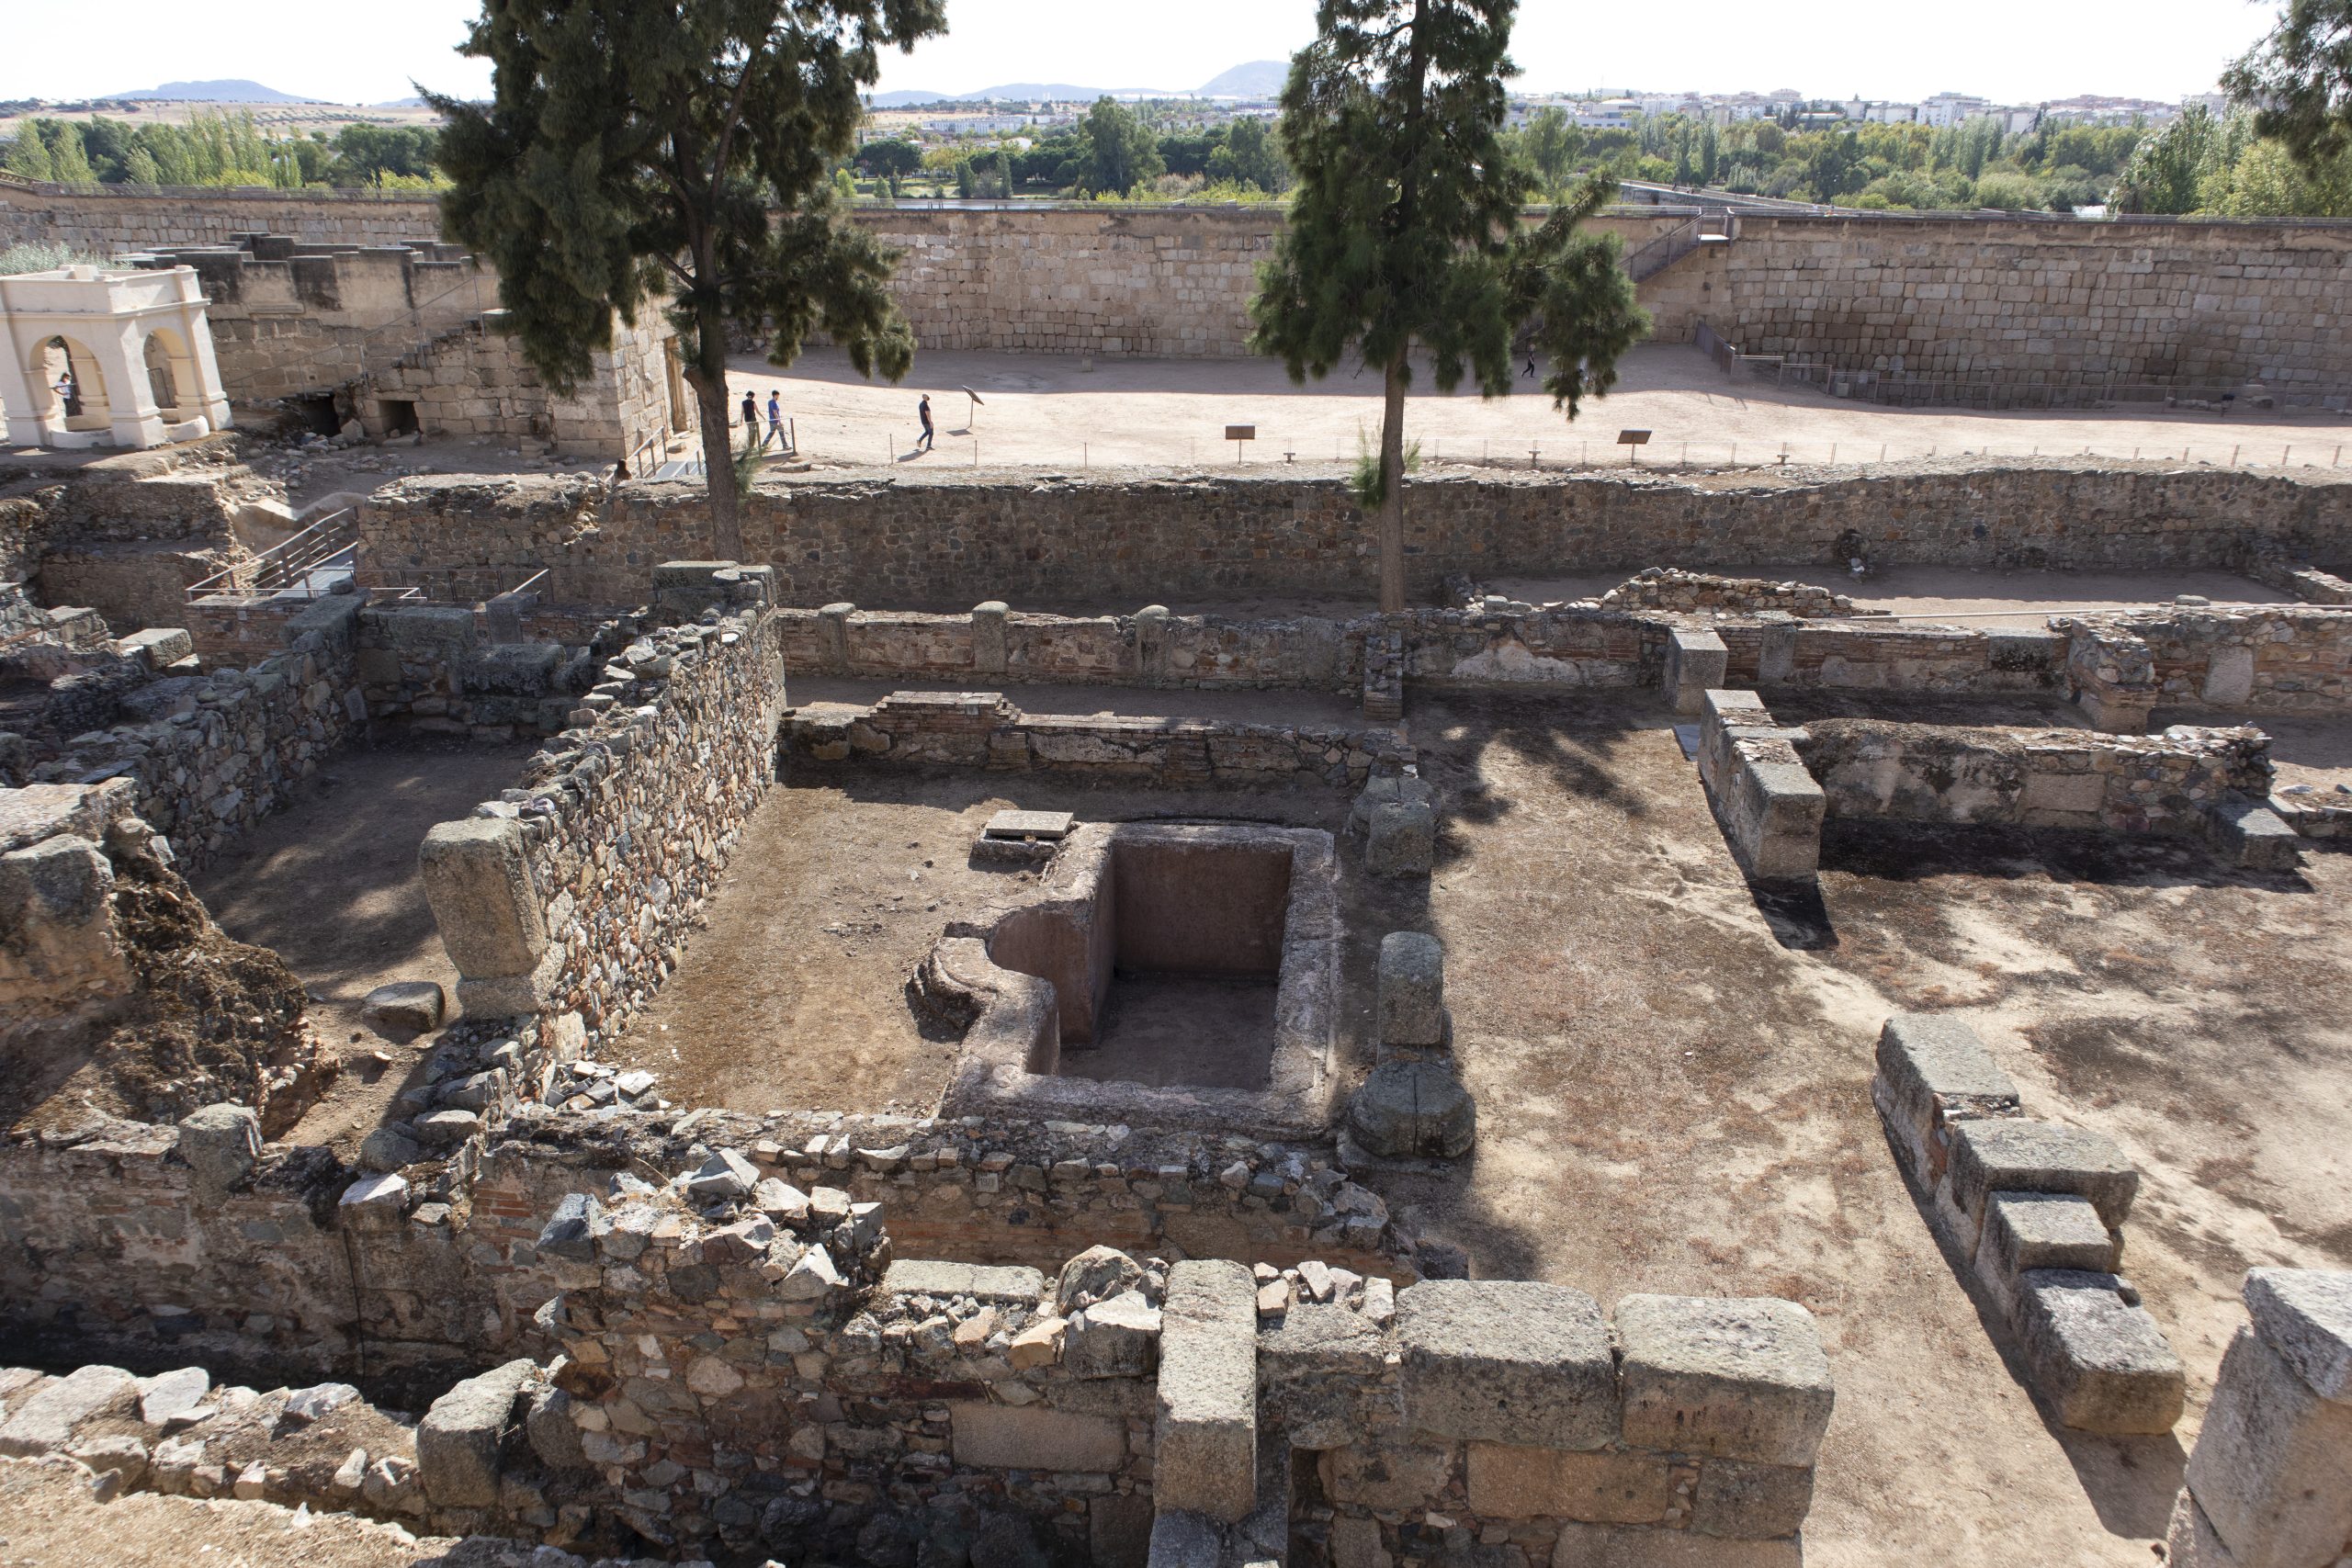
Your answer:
740;389;760;447
765;391;786;453
916;394;935;453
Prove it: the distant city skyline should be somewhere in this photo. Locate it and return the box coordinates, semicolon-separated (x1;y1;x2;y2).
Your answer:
4;0;2279;111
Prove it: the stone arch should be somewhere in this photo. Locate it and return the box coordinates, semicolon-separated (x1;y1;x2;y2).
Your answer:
141;325;201;422
32;335;110;434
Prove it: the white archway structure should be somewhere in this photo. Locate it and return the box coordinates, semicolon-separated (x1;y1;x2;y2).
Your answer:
0;265;230;450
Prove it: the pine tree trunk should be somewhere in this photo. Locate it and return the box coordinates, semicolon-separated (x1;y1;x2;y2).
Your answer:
689;292;745;562
1377;352;1408;613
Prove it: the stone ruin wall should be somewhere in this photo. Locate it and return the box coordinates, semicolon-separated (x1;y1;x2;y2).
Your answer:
0;1130;1838;1568
357;309;690;462
1715;213;2352;393
1794;718;2275;836
131;238;488;403
354;465;2352;611
10;186;2352;387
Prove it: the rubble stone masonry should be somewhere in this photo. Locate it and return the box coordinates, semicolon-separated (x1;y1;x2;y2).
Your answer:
356;464;2352;610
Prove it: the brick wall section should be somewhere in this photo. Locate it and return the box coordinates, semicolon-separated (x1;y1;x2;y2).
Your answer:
355;465;2352;610
1794;719;2273;834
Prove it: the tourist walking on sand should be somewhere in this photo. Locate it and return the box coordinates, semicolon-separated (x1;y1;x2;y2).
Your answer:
740;389;760;446
917;393;935;453
765;390;786;452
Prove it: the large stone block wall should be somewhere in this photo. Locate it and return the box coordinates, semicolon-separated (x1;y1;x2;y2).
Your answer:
355;466;2352;611
358;311;692;462
13;187;2350;384
0;187;443;252
130;238;487;402
1715;214;2352;392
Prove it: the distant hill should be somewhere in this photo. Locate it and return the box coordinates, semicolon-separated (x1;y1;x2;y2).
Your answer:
108;79;315;104
870;60;1290;108
1196;61;1288;98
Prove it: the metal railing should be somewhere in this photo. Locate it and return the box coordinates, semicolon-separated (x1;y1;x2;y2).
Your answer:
186;508;359;603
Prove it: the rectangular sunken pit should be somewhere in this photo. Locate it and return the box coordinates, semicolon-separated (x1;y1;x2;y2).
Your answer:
930;820;1338;1136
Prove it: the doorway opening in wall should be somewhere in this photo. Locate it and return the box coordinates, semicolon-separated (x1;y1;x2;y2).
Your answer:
662;336;691;434
379;399;421;437
293;394;340;435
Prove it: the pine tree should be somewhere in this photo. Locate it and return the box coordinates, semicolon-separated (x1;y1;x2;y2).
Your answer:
1250;0;1649;611
428;0;946;559
2227;0;2352;167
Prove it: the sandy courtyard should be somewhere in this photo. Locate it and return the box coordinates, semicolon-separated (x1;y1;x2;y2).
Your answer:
733;342;2352;475
572;679;2352;1568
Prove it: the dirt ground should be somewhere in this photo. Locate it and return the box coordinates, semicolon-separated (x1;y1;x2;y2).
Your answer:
737;342;2352;475
0;1456;585;1568
189;739;538;1158
608;682;2352;1566
600;773;1396;1115
1368;689;2352;1568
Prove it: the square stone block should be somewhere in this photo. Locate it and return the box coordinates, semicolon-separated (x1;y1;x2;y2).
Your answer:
1615;1295;1833;1466
949;1402;1126;1472
1977;1190;2120;1308
1466;1444;1673;1523
1155;1260;1258;1523
1376;931;1444;1049
2242;1267;2352;1403
2185;1325;2352;1568
1691;1457;1815;1540
2018;1270;2185;1435
1396;1280;1617;1449
1872;1013;2019;1175
1941;1119;2139;1250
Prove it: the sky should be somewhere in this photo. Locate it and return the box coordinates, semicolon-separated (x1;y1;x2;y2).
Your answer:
2;0;2283;108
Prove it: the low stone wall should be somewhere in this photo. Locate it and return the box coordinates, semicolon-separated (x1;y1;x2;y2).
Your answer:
1872;1014;2183;1435
28;596;364;870
1794;718;2273;837
2245;544;2352;605
355;465;2352;611
779;691;1409;791
1695;690;1825;883
2123;605;2352;714
0;1145;1832;1568
1724;620;2066;694
1599;566;1873;618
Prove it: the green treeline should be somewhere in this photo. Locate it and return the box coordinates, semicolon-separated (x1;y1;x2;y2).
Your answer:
8;96;2346;218
1503;103;2351;217
2;111;443;190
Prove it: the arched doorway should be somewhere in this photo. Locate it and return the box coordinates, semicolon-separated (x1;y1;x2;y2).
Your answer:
142;327;198;422
32;337;109;436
